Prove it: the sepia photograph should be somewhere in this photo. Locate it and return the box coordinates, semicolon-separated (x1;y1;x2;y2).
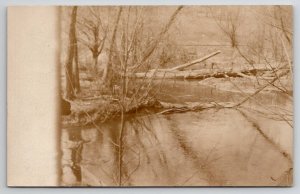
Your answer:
59;5;293;186
7;5;293;187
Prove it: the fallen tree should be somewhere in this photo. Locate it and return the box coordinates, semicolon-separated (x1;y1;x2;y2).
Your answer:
128;50;276;80
133;68;262;80
169;50;221;71
62;96;235;128
62;97;161;128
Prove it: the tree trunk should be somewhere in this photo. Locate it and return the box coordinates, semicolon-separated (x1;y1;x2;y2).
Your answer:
74;34;81;93
93;54;99;73
65;6;78;100
106;7;123;88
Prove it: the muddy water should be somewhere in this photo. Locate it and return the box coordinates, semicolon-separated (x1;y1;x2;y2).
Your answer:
61;80;293;186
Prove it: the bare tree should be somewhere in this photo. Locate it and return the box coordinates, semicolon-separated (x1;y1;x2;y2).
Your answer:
77;7;109;72
108;6;184;186
65;6;79;99
208;6;242;48
74;27;81;93
103;7;123;87
258;6;292;45
230;6;293;113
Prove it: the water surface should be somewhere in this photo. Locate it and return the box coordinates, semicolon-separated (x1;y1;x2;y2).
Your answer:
61;79;293;186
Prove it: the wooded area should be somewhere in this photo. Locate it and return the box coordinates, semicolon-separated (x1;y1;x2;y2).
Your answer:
60;6;293;187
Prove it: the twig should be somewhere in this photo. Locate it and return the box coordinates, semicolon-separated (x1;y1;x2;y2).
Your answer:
233;70;289;107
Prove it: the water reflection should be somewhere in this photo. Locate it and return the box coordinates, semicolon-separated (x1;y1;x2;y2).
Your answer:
61;80;292;186
61;122;120;186
61;110;292;186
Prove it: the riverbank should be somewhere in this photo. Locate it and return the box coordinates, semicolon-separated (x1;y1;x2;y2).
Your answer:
62;71;292;128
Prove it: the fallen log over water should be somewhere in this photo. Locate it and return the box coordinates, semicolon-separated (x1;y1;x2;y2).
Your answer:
133;68;261;80
61;96;237;128
62;97;162;128
128;49;273;80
